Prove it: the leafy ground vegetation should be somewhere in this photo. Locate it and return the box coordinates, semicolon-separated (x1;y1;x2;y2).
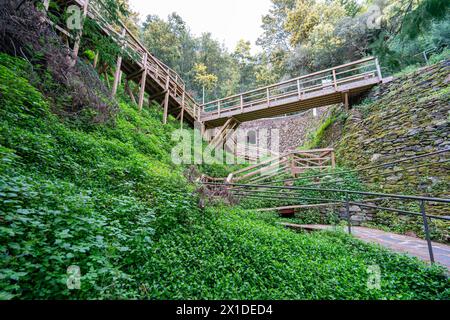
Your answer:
1;54;449;300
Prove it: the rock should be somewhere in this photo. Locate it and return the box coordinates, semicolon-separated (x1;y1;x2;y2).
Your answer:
370;154;382;162
349;205;362;212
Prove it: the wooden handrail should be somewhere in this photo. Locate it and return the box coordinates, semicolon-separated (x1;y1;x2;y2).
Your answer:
72;0;201;121
226;148;336;183
201;57;377;108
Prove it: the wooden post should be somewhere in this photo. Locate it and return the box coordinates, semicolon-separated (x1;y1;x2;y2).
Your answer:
201;124;206;137
194;103;197;122
112;28;126;97
240;94;244;112
163;75;170;124
72;0;89;65
266;88;270;107
331;150;336;168
180;90;186;129
332;69;338;90
343;91;349;110
290;153;296;178
297;79;301;99
125;80;137;105
138;53;148;111
218;101;221;117
93;51;99;69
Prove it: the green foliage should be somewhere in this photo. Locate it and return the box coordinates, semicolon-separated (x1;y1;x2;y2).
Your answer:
0;54;200;299
1;53;448;301
302;111;347;150
401;0;450;39
139;207;449;300
302;116;337;150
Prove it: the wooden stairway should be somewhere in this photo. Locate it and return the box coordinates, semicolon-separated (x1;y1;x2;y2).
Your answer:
47;1;384;134
207;118;240;150
50;0;201;126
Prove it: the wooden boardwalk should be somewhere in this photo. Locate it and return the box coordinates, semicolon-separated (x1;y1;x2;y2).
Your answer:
52;0;200;125
50;1;384;130
201;57;383;128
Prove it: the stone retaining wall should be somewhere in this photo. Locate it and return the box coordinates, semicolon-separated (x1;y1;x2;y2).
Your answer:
336;60;450;198
239;107;331;153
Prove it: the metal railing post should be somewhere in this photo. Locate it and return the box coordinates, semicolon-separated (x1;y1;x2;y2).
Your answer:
346;192;351;235
420;200;435;264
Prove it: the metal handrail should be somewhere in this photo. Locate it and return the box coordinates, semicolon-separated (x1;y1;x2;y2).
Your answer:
203;181;450;265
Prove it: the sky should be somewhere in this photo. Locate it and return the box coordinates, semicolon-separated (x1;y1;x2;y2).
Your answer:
128;0;273;53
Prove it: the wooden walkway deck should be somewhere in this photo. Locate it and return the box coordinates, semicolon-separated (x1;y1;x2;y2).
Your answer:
201;57;383;128
53;0;200;125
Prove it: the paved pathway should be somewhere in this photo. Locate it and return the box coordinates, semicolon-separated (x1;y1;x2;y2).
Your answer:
281;223;450;270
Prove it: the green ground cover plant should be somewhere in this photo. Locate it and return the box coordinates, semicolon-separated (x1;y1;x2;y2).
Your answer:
1;54;448;300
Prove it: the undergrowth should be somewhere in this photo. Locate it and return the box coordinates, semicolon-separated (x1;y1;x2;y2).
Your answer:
1;53;448;300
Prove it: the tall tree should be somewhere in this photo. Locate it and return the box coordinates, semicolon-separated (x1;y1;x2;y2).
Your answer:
257;0;296;53
232;40;256;92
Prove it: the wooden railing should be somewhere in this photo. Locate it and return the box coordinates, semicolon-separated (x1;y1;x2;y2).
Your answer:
235;143;279;162
56;1;382;126
70;0;201;121
200;57;382;120
225;149;336;184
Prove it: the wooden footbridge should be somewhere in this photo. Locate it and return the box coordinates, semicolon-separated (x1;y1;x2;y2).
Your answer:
46;0;383;132
201;57;383;129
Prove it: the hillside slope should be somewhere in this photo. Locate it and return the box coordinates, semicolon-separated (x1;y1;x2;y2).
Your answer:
1;54;449;300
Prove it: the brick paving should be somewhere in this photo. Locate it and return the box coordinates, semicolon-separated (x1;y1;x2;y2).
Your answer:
282;223;450;270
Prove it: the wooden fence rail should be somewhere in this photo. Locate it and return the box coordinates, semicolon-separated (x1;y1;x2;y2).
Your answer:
224;148;336;184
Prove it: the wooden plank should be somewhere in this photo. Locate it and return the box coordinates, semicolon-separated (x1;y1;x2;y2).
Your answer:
125;79;137;104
